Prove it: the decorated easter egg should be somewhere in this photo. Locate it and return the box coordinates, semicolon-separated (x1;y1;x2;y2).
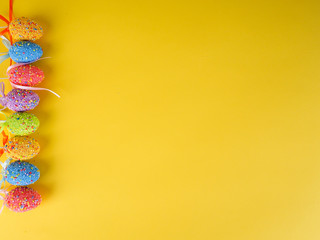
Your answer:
5;136;40;160
9;17;43;41
8;64;44;86
4;89;39;111
5;160;40;186
6;112;40;135
9;41;43;63
5;186;41;212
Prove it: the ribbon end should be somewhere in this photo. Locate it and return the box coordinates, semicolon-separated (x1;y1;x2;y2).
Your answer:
1;36;11;50
0;54;9;64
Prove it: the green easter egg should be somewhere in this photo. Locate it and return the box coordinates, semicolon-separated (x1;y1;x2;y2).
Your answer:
6;112;40;136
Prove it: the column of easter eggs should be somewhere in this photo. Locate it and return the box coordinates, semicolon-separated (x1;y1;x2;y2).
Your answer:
0;17;46;213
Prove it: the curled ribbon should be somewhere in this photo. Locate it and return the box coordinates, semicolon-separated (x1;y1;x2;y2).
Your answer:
0;35;10;65
0;188;7;214
1;35;11;50
0;74;60;97
0;53;9;65
0;82;5;98
6;60;60;98
0;158;11;189
0;82;7;111
10;82;60;98
6;57;52;73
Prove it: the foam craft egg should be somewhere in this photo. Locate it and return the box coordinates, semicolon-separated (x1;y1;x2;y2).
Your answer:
1;89;40;111
5;186;41;212
8;64;44;86
9;41;43;63
5;112;40;135
5;136;40;160
9;17;43;41
5;160;40;186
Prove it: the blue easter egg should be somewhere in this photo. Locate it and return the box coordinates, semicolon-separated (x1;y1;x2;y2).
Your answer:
5;160;40;186
9;41;43;63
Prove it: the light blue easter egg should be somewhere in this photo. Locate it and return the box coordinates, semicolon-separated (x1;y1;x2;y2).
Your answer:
5;160;40;186
9;41;43;63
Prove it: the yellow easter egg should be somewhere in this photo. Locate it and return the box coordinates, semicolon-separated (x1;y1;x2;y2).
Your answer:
5;136;40;160
9;17;43;41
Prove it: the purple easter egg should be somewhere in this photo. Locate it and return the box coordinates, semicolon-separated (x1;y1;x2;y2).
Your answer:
5;89;39;111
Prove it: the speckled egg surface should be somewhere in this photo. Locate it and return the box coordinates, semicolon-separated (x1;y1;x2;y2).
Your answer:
5;160;40;186
8;65;44;86
6;112;40;135
5;136;40;160
9;41;43;63
9;17;43;41
5;186;41;212
5;89;39;111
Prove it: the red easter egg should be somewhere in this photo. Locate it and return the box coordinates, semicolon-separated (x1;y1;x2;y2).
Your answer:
5;186;42;212
8;64;44;87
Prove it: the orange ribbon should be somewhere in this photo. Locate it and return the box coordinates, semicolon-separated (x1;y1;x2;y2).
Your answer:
9;0;13;22
0;15;9;25
0;0;12;158
0;0;13;44
0;0;13;65
0;131;8;158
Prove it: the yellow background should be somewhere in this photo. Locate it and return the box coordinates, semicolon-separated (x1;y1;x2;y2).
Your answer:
0;0;320;239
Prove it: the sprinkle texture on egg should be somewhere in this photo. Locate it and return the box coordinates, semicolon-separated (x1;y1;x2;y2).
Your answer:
9;17;43;41
5;186;41;212
9;41;43;63
5;136;40;160
6;112;40;135
5;160;40;186
8;65;44;86
5;89;39;111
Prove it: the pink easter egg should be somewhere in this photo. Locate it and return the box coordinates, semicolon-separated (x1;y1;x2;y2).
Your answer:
8;64;44;87
5;186;42;212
